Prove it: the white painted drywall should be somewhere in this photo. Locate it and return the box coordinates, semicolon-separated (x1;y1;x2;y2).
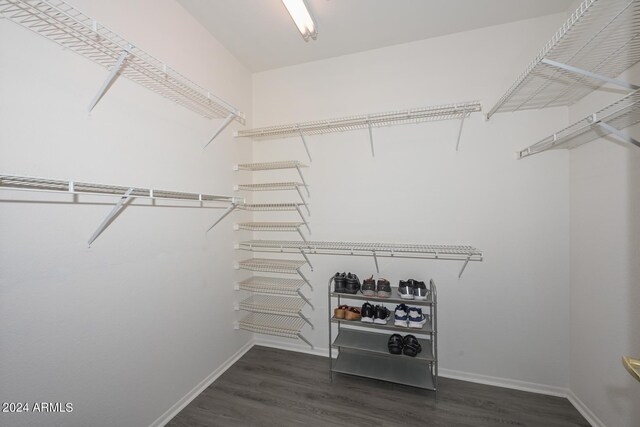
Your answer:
568;64;640;427
0;0;252;426
246;14;572;390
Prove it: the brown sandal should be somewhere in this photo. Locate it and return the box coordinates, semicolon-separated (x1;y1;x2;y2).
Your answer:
334;305;349;319
344;307;361;321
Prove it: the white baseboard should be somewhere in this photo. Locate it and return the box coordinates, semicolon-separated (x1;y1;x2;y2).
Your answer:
438;368;568;397
254;337;330;358
149;339;254;427
566;390;605;427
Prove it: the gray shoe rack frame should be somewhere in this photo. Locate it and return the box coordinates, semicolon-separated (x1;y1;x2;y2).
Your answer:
328;278;438;399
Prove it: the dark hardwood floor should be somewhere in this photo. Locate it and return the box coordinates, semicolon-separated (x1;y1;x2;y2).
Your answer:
167;346;589;427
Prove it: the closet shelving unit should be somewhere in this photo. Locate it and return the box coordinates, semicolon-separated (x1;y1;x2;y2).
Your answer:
234;257;314;347
236;240;483;278
0;0;244;145
329;279;438;396
232;158;314;348
235;101;482;159
518;89;640;159
0;174;238;245
486;0;640;157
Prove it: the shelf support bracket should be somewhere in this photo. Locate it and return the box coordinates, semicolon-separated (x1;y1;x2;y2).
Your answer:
367;116;375;157
297;268;313;291
299;312;314;329
299;249;313;271
458;255;471;278
295;165;310;197
596;121;640;149
204;112;236;149
88;45;132;112
297;290;314;310
295;205;311;234
295;186;311;216
541;59;640;91
372;250;380;274
297;333;314;349
296;125;313;163
207;202;237;232
456;112;466;151
296;226;308;243
88;187;134;246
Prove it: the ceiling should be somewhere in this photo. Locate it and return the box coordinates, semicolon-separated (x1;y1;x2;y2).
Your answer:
177;0;574;73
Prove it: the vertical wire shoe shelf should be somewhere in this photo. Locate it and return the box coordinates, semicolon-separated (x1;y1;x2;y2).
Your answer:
233;161;314;347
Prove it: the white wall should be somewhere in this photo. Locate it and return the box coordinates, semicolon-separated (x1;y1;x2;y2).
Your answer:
568;65;640;427
248;14;573;391
0;1;252;426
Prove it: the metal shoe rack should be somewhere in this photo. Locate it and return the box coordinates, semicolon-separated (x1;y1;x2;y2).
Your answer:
487;0;640;158
233;161;315;348
329;279;438;398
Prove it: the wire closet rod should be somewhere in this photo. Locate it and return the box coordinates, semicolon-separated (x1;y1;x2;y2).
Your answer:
0;174;238;203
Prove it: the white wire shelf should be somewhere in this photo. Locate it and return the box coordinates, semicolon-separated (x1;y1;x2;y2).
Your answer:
236;276;306;295
237;295;312;327
236;258;307;274
236;182;303;192
236;313;312;348
235;222;304;232
0;173;237;246
488;0;640;118
518;89;640;159
0;0;244;123
234;160;308;171
238;240;482;278
237;203;303;211
235;102;481;139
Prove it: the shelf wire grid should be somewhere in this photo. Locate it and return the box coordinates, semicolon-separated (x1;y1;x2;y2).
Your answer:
0;0;243;121
0;174;235;203
236;182;303;192
237;276;305;296
237;258;307;274
239;295;306;316
238;240;482;261
235;161;308;171
238;313;306;338
488;0;640;118
518;89;640;158
235;101;482;140
236;222;304;232
236;203;303;212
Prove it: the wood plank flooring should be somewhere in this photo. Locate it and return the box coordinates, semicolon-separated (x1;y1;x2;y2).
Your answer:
167;346;589;427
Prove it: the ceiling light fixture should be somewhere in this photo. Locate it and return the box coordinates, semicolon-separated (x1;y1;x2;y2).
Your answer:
282;0;317;42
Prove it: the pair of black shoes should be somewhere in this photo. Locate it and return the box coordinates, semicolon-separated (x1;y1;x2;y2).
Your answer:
388;334;422;357
333;272;360;294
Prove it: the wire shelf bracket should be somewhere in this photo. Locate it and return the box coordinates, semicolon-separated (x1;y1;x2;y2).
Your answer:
235;102;482;155
517;89;640;159
203;112;237;149
0;0;245;127
207;202;238;232
487;0;640;119
0;174;237;245
238;240;483;278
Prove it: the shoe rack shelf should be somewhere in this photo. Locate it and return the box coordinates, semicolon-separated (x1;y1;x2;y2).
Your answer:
518;89;640;159
332;329;433;362
487;0;640;119
329;279;438;396
0;173;238;246
235;102;482;159
0;0;243;144
237;239;482;278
